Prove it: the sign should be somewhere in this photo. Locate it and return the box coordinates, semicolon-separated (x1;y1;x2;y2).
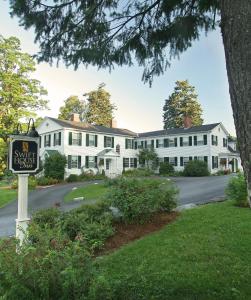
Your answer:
9;136;39;173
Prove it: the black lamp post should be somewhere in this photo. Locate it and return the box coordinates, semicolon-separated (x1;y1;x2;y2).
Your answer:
13;118;39;137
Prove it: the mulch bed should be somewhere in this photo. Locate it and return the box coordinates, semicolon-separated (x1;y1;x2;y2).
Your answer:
98;211;179;255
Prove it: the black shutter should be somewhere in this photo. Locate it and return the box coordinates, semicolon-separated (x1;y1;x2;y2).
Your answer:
194;156;198;160
59;132;61;145
223;138;225;147
193;136;197;146
112;137;114;148
85;156;89;168
78;156;81;169
69;132;72;145
134;141;138;149
212;156;214;169
180;137;183;147
125;139;128;149
189;136;192;146
144;141;147;148
123;158;126;169
54;133;56;146
203;134;207;145
68;155;72;169
95;156;98;167
44;135;46;147
134;158;137;168
211;135;214;145
39;136;41;148
180;157;183;166
86;134;89;146
164;157;169;163
48;135;51;147
216;136;218;146
151;139;154;148
78;133;82;146
216;156;218;168
141;141;144;148
174;138;177;147
95;135;98;147
164;139;169;148
204;156;208;163
175;157;177;166
156;140;159;148
189;156;193;161
104;136;107;147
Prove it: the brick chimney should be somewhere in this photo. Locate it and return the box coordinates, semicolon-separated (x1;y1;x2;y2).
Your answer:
70;113;80;122
183;115;192;129
110;119;117;128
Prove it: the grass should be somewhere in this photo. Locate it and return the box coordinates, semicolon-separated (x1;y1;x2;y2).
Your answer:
0;189;17;208
95;201;251;300
64;183;108;202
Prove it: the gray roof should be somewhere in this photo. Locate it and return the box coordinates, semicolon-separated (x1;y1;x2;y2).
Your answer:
48;117;137;137
228;145;238;154
138;123;221;138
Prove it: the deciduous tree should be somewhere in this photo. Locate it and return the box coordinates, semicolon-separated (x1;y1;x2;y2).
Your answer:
8;1;251;205
163;80;203;129
58;96;86;121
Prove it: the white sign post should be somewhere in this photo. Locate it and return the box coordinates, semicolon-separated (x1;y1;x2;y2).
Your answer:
9;135;39;246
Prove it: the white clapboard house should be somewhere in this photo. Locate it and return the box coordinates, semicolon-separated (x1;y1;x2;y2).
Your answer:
37;114;241;178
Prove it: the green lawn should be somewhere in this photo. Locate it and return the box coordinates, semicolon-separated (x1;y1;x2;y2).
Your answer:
64;183;108;202
95;201;251;300
0;189;17;208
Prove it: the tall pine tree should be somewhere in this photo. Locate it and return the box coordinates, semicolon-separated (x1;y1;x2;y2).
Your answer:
163;80;203;129
85;84;116;127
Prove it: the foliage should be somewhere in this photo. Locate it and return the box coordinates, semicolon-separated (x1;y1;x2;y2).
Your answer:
60;202;114;251
91;201;251;300
122;168;153;177
0;229;94;300
66;174;80;183
58;95;87;121
225;174;248;207
215;169;231;176
8;1;220;85
31;207;61;229
159;162;174;175
0;35;48;141
84;84;116;127
44;152;67;180
79;170;106;181
105;178;177;224
183;160;210;177
0;138;7;177
37;176;59;186
163;80;203;128
137;148;158;170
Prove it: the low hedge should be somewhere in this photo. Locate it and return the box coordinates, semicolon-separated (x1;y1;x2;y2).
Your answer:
183;160;209;177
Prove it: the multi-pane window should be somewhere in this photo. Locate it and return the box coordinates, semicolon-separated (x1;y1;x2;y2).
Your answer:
180;137;189;147
54;132;61;146
196;135;205;146
71;156;78;168
68;155;81;169
212;156;219;169
168;138;177;147
169;157;178;166
86;134;97;147
211;135;218;146
44;134;51;147
156;139;164;148
123;158;129;168
180;156;190;166
130;158;135;168
69;132;82;146
85;156;97;168
125;138;134;149
104;136;114;148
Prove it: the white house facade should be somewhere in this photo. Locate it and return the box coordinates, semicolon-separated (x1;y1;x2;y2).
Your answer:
37;115;242;177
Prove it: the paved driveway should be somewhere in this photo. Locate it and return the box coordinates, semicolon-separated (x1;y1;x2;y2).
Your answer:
0;175;233;237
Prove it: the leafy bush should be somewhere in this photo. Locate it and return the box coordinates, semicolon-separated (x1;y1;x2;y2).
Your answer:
159;162;174;175
225;174;248;207
79;170;106;181
60;201;114;252
0;229;94;300
106;178;177;224
122;168;153;177
32;207;61;229
37;176;59;186
183;160;209;177
11;176;37;189
66;174;80;182
44;152;67;180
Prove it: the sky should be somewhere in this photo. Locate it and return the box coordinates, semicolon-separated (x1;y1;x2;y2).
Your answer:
0;1;236;135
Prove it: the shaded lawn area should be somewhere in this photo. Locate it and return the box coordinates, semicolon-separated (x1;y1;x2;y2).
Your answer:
95;201;251;300
64;183;108;202
0;189;17;208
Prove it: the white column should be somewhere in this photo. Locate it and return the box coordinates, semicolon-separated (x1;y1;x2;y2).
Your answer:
16;174;30;245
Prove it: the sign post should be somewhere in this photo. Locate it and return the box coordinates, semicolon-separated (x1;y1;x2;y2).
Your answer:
9;135;39;246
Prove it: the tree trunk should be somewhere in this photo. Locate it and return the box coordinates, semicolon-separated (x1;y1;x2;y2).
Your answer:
220;0;251;206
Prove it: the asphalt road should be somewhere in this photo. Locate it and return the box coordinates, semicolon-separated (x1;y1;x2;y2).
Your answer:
0;175;233;237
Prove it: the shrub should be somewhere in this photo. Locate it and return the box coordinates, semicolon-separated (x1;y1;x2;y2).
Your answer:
60;201;114;252
78;170;106;181
32;207;61;229
159;162;174;175
183;160;209;177
106;178;177;224
37;176;59;186
122;168;153;177
225;174;248;207
44;152;67;180
66;174;80;182
0;229;94;300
